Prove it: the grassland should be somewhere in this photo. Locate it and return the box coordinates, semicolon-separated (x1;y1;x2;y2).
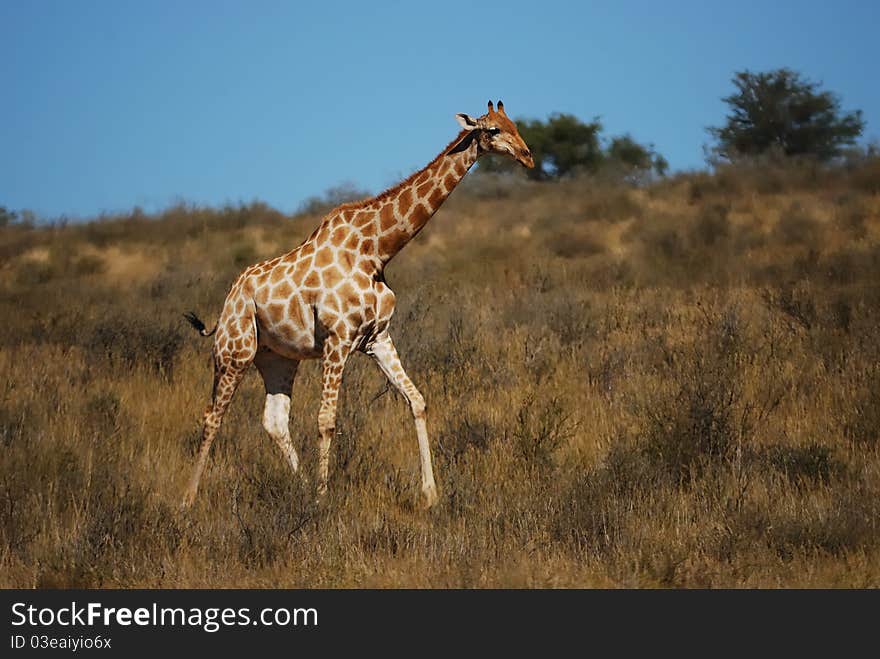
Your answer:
1;158;879;587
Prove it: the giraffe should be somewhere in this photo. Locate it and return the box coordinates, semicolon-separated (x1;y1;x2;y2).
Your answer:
181;100;534;509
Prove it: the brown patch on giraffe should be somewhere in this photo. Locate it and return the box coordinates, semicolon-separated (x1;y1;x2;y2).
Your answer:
417;181;433;198
255;287;269;304
353;212;372;228
243;279;255;296
292;258;310;281
299;241;315;257
337;249;355;271
353;271;371;289
287;298;307;326
343;233;360;251
397;188;412;215
360;221;377;237
378;291;396;318
273;280;293;298
409;203;430;227
299;288;318;306
324;292;341;313
346;310;363;328
319;309;340;331
443;172;456;190
321;265;342;289
428;187;444;208
379;203;396;231
331;226;347;244
332;318;355;340
315;247;334;268
266;303;286;324
415;170;430;186
359;237;377;256
379;228;409;256
271;267;287;284
337;281;360;307
303;271;321;289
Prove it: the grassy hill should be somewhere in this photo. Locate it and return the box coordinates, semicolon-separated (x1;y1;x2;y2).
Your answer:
1;158;879;587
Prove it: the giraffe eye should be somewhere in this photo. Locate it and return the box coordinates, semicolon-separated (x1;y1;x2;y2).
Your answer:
487;127;501;135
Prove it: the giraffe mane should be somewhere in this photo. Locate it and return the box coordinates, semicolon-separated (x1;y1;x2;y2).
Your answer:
332;129;473;213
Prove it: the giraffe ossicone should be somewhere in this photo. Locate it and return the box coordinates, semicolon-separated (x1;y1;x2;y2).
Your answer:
181;100;534;509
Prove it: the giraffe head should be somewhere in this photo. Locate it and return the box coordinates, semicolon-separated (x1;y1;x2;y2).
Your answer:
455;100;535;169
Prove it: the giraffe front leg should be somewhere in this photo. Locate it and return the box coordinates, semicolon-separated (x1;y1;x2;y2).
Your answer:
255;351;302;477
368;331;438;508
316;340;351;499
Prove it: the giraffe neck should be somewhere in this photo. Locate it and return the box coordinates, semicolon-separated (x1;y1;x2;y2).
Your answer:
365;131;479;268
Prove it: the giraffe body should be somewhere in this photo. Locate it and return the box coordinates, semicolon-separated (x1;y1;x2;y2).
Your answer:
182;101;533;508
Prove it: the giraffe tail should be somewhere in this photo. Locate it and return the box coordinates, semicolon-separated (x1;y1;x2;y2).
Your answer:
183;311;217;337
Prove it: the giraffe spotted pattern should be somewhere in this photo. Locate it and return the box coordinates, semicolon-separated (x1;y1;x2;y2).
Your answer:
182;101;534;509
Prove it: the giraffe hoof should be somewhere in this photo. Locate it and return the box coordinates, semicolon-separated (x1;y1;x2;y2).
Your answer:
180;489;197;510
315;484;327;505
421;484;438;509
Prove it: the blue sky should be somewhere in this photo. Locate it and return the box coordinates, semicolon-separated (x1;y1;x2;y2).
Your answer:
2;0;878;220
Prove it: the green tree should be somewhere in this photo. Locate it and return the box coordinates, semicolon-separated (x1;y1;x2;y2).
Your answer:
606;134;669;178
708;68;865;161
0;206;17;227
536;113;604;178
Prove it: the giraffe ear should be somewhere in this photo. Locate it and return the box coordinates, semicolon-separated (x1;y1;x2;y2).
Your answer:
455;113;479;130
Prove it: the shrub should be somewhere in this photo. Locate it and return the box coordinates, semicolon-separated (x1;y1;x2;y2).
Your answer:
774;203;821;246
86;319;184;380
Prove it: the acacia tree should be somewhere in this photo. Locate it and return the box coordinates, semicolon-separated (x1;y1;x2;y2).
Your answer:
709;69;864;161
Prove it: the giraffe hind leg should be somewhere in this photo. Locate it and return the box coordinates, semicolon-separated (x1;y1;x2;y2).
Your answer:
182;310;257;507
182;361;248;507
316;338;352;499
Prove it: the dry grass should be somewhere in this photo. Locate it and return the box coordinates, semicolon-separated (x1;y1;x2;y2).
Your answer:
1;163;880;588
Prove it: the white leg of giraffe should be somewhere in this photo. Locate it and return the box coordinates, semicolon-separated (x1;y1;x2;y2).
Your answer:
368;331;438;508
255;351;301;475
316;339;352;498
